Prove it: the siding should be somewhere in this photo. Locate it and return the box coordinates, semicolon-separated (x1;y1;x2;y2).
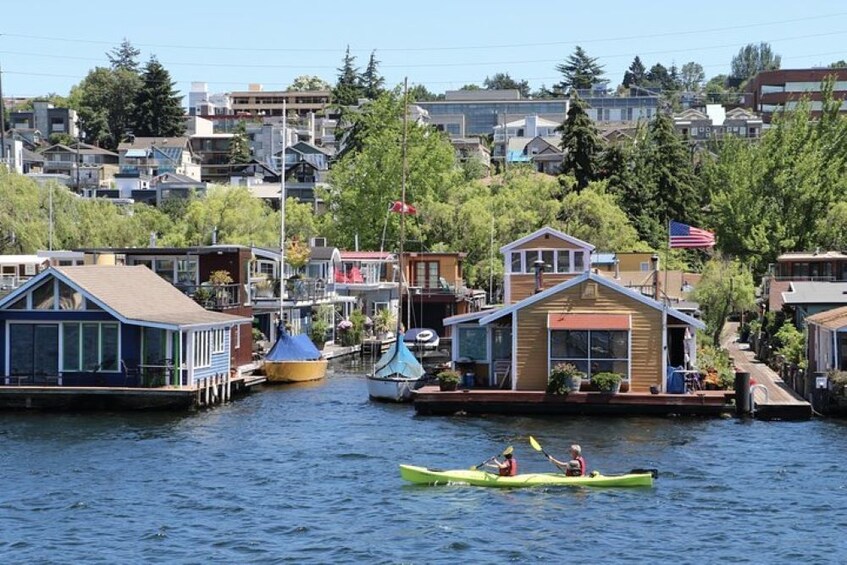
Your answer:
193;329;230;382
514;280;662;393
509;274;581;304
513;236;583;251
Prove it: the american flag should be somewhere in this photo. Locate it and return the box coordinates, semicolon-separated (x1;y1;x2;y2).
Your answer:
669;221;716;248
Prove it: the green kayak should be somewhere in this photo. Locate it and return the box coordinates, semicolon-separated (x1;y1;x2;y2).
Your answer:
399;464;654;488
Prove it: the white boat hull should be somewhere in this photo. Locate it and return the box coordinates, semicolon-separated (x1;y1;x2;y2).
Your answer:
367;374;419;402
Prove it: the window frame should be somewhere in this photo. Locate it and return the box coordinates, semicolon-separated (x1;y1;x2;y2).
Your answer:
548;328;631;383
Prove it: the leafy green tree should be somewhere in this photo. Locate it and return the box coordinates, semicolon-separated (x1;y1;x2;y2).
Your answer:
288;75;331;91
558;93;602;191
830;60;847;68
360;51;385;100
107;38;141;72
704;74;729;102
228;121;251;164
622;56;646;88
554;46;604;93
132;57;185;138
408;84;441;102
71;66;141;149
483;73;530;97
459;84;481;91
333;46;363;107
644;63;671;90
693;257;756;346
730;42;781;81
559;181;650;252
680;62;705;91
817;202;847;250
324;90;458;250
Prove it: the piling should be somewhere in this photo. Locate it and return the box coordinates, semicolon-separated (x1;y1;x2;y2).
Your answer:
735;371;751;416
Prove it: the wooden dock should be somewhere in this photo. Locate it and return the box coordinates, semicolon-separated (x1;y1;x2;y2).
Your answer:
723;323;812;420
413;386;735;417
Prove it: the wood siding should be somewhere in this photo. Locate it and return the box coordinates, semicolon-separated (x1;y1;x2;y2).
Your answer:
513;236;583;251
508;274;581;304
514;281;662;393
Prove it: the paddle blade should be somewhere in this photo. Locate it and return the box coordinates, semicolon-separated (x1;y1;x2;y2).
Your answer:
529;436;543;452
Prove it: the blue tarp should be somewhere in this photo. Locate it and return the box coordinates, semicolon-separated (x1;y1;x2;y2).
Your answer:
666;365;685;394
265;327;322;362
374;333;425;380
403;327;438;346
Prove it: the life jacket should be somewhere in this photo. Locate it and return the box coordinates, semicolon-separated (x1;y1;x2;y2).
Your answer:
499;457;518;476
566;456;586;476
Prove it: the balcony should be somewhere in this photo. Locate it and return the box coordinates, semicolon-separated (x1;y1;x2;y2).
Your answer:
180;283;244;310
251;277;334;304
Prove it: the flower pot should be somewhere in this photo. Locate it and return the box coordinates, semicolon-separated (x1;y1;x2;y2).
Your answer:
597;381;621;394
439;381;458;392
565;374;582;392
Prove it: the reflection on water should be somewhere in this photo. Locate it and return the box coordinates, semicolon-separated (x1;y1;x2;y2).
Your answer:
1;358;846;563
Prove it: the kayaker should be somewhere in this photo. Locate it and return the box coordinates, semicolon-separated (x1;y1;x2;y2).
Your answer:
548;444;586;476
486;447;518;476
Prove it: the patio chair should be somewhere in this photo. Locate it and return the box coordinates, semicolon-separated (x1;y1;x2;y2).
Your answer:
493;360;511;389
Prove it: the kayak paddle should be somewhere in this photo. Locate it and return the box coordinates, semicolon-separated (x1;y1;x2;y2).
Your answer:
471;445;513;470
529;435;567;472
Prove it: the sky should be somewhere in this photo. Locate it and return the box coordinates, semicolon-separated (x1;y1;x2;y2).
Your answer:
3;0;847;100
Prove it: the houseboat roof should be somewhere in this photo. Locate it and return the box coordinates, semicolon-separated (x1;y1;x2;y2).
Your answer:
77;245;252;255
805;305;847;330
341;251;395;261
499;227;595;254
478;271;705;329
0;266;250;330
777;251;847;262
781;281;847;305
0;254;47;265
443;309;494;326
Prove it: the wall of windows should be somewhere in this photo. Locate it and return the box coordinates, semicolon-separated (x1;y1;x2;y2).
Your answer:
549;329;629;380
508;249;588;274
61;322;120;372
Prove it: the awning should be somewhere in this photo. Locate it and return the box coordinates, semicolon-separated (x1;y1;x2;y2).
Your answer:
125;148;148;158
547;313;630;330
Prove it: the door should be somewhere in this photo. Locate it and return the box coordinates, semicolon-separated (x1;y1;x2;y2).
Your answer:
9;324;59;379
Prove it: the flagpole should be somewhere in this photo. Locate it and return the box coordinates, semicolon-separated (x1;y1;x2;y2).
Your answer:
664;219;670;306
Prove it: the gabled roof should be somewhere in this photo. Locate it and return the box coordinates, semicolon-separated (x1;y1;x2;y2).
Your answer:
782;281;847;305
805;305;847;330
674;108;709;121
118;137;191;151
289;141;331;156
478;271;705;329
41;143;118;157
500;227;595;254
153;172;198;184
0;266;250;330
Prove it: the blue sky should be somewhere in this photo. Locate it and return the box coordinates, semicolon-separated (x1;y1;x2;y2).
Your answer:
3;1;847;99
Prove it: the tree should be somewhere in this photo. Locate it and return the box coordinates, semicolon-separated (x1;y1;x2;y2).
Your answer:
704;74;729;102
360;51;385;100
554;46;604;93
558;93;602;191
459;84;481;91
228;121;251;164
483;73;530;97
622;56;646;88
830;60;847;68
730;42;781;81
107;38;141;73
288;75;331;91
693;257;755;346
644;63;671;90
680;62;705;91
408;84;441;102
559;181;649;252
71;67;141;149
132;57;185;138
333;45;363;107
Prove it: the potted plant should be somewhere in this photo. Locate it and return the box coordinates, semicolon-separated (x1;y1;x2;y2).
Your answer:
592;371;623;394
310;318;329;350
436;369;461;392
374;309;396;339
254;278;275;298
547;362;584;394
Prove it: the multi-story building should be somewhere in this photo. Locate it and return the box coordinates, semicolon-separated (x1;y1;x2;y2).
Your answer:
673;105;762;142
746;68;847;123
228;84;331;119
40;142;119;189
9;101;78;139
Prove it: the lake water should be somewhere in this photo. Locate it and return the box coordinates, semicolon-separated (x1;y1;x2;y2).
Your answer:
2;358;847;564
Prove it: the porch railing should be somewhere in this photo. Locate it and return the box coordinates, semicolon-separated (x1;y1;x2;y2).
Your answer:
179;283;244;310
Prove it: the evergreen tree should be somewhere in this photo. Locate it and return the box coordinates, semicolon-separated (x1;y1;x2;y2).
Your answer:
333;46;363;107
622;56;646;88
360;51;385;100
131;57;185;138
644;63;670;90
483;72;530;97
554;46;604;94
107;38;141;73
557;93;603;191
228;121;251;164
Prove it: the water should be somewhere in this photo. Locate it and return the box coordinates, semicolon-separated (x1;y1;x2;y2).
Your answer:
2;358;847;563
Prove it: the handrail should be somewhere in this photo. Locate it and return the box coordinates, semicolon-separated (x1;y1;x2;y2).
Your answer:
750;384;769;416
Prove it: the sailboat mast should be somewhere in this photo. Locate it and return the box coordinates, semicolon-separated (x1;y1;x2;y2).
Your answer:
279;99;287;329
400;78;409;334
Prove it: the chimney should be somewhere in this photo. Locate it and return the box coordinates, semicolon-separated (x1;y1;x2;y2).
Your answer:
211;226;218;245
614;257;620;280
533;259;546;294
149;232;157;248
651;254;660;301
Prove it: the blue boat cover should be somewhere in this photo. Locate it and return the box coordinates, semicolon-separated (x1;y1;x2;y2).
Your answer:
265;327;322;362
374;333;425;380
403;327;438;345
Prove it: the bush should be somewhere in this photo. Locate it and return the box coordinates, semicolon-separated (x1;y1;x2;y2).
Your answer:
697;343;735;389
547;362;584;394
436;369;461;385
774;321;806;369
828;370;847;396
592;372;622;392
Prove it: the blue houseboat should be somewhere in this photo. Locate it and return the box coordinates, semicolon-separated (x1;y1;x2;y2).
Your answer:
0;265;251;407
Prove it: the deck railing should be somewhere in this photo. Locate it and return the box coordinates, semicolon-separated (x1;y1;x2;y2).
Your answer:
180;283;244;310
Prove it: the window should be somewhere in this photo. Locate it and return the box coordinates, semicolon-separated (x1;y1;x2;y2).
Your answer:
234;326;241;350
61;322;119;372
511;252;522;273
10;324;59;377
458;326;488;361
541;251;554;272
550;329;629;379
58;281;84;310
414;261;439;289
176;259;197;286
155;259;175;283
24;263;36;276
640;262;650;272
212;328;226;354
63;323;80;371
556;251;569;273
194;330;211;368
573;252;584;272
32;280;55;310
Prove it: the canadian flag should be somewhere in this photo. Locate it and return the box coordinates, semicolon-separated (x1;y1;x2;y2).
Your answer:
389;201;417;215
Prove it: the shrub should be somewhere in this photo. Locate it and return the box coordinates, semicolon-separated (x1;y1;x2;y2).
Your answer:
592;371;622;392
774;321;806;369
436;369;461;384
547;362;584;394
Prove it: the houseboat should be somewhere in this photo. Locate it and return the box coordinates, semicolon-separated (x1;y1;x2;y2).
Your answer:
0;265;254;410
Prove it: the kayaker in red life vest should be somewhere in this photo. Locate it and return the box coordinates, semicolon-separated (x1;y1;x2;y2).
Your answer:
549;444;586;476
486;447;518;476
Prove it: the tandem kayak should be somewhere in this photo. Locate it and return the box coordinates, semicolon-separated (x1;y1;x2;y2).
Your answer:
399;464;654;488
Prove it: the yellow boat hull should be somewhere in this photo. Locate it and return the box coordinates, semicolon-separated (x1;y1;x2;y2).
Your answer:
264;359;328;383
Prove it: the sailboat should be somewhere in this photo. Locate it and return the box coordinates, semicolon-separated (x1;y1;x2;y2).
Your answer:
366;79;426;402
262;100;328;383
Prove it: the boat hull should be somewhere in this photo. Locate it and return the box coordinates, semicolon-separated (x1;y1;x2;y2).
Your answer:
367;375;418;402
399;465;653;488
264;359;328;383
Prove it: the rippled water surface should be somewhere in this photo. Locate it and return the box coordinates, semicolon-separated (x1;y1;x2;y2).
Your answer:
2;358;847;563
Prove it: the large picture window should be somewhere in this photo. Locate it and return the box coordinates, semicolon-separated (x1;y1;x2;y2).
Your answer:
458;326;488;361
61;322;120;372
550;329;629;379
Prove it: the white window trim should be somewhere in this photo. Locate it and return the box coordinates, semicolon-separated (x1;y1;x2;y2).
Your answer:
547;328;632;383
194;330;212;369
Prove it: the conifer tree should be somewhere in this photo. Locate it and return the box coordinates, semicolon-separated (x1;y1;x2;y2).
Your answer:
554;46;605;94
131;57;185;138
360;51;385;100
558;93;603;191
228;121;251;164
622;56;646;88
107;38;141;73
333;46;363;106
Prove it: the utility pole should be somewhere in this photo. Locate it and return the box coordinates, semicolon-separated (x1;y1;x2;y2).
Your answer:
0;62;6;166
